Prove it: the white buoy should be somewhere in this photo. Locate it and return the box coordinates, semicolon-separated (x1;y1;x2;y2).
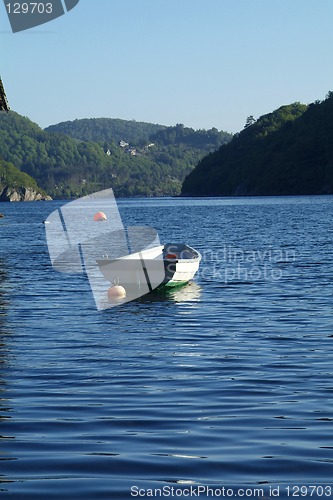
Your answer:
107;278;126;302
107;285;127;302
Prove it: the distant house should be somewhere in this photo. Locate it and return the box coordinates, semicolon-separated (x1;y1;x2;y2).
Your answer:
119;140;129;148
105;149;111;155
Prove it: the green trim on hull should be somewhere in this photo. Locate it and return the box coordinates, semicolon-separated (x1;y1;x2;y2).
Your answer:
158;280;189;290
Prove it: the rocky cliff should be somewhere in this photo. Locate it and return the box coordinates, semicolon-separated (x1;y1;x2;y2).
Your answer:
0;186;52;202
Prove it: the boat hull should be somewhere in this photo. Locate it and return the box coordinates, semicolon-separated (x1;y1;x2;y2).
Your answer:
163;257;201;287
97;243;201;293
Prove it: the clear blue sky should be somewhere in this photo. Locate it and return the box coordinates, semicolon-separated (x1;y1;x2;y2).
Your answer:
2;0;333;133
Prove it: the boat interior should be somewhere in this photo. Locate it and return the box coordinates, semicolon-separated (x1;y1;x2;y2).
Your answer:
163;243;199;261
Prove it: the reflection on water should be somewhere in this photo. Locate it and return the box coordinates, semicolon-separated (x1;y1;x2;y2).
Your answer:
0;259;13;492
140;282;202;304
0;259;8;331
162;282;202;303
99;282;202;311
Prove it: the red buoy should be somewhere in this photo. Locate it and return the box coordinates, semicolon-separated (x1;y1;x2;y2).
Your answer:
93;211;107;222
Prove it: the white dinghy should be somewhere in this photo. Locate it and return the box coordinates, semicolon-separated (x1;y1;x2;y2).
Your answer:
97;242;201;293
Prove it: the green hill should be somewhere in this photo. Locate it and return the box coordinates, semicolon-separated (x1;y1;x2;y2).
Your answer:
181;93;333;196
45;117;166;147
0;157;39;190
0;158;49;201
0;112;232;198
45;118;231;150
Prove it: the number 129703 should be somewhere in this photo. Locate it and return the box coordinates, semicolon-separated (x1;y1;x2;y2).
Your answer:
6;3;53;14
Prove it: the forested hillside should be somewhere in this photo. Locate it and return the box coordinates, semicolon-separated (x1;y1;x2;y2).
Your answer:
0;113;232;199
0;158;41;191
0;158;48;201
46;118;232;150
182;93;333;196
45;118;166;146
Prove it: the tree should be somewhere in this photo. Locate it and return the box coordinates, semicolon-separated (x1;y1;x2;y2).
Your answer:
244;115;256;128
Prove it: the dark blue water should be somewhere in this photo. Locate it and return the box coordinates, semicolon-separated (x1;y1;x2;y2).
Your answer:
0;196;332;499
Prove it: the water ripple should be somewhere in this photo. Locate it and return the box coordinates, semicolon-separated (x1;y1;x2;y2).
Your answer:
0;197;333;498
